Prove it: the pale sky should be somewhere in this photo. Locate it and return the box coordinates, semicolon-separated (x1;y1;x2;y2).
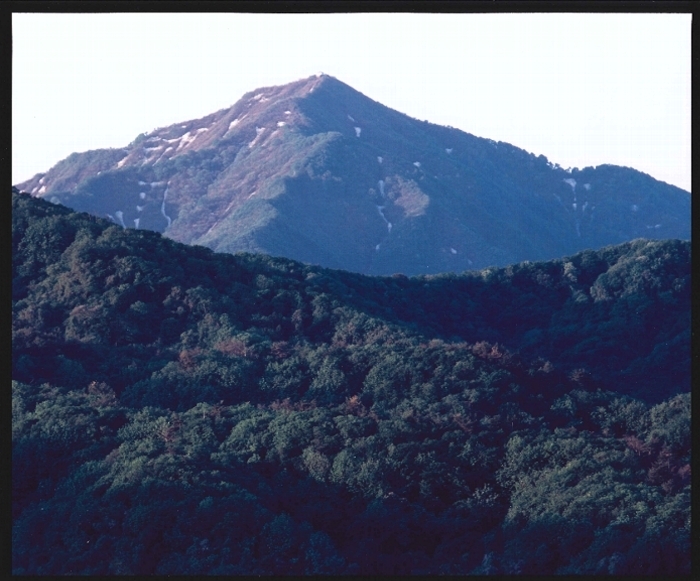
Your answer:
12;12;691;192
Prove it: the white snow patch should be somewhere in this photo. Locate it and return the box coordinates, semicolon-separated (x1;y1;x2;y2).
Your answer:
450;248;457;254
284;110;291;115
354;127;361;138
413;161;421;168
195;127;208;134
136;205;144;212
572;203;577;210
467;259;473;265
222;115;249;138
376;206;391;233
31;186;39;194
378;180;385;196
138;181;147;186
150;181;166;187
375;244;381;251
115;211;126;228
117;157;129;169
248;127;266;148
445;148;453;154
583;183;591;191
181;125;187;129
38;185;47;195
39;176;45;184
252;93;265;101
185;131;202;149
277;121;286;127
631;204;639;212
175;131;198;151
134;218;140;229
655;223;661;228
563;178;576;190
348;114;356;122
219;199;236;215
139;192;146;200
106;214;115;223
161;189;172;228
247;191;258;199
377;156;383;164
50;197;60;204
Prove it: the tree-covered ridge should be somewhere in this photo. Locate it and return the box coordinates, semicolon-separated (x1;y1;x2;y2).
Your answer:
13;190;689;406
12;191;690;574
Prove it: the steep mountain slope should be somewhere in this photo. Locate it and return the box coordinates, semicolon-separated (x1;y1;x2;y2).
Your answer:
16;75;690;276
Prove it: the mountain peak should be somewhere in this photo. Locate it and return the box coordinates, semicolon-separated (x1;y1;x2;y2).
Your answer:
233;73;348;106
15;76;690;276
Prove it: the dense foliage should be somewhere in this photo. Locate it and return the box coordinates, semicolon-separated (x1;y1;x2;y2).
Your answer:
12;191;690;574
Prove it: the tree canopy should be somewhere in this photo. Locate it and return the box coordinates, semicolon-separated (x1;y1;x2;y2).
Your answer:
12;190;690;574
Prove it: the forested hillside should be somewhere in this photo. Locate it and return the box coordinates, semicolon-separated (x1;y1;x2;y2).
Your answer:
12;190;690;574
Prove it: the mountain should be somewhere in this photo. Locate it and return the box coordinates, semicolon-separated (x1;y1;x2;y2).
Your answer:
15;74;690;276
12;190;690;574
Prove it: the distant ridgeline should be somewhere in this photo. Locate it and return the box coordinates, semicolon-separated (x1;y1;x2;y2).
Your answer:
11;190;690;575
15;74;690;276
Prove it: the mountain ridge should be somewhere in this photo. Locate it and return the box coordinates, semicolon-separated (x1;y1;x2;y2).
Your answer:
15;74;690;276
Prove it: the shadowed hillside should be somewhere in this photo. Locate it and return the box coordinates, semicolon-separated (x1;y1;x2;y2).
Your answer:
12;190;690;574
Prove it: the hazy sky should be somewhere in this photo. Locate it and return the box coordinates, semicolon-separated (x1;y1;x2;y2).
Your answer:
12;12;691;192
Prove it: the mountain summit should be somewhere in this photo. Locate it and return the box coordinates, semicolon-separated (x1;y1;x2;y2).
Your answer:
16;74;690;275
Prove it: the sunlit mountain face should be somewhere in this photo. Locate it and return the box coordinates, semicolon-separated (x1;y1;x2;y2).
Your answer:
16;74;690;276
